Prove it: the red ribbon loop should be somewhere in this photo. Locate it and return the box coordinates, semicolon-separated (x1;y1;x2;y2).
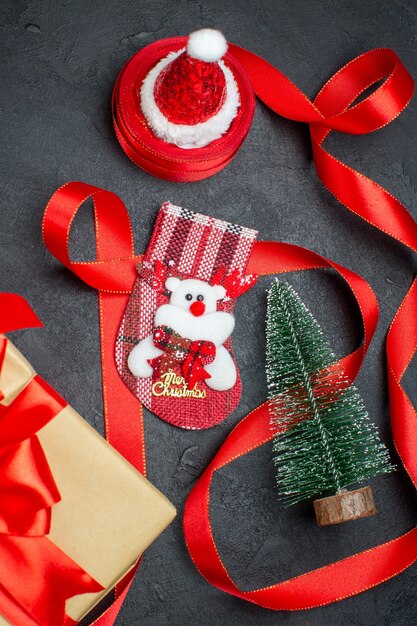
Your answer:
312;48;413;134
42;181;139;293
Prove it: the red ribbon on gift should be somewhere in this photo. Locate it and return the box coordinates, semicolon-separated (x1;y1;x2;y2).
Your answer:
150;325;216;389
0;294;103;626
40;41;417;625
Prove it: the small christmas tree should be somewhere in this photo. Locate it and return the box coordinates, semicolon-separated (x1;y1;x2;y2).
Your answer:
266;280;394;525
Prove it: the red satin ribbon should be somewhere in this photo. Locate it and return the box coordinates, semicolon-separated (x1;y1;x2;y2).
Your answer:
182;46;417;608
40;44;417;623
43;183;145;626
0;294;103;626
183;247;417;610
0;294;43;336
229;45;416;250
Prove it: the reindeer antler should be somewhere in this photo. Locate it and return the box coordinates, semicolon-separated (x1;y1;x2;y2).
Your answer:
211;266;258;299
137;260;258;298
137;259;181;292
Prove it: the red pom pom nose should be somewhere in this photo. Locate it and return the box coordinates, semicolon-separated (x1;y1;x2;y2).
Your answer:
190;301;206;316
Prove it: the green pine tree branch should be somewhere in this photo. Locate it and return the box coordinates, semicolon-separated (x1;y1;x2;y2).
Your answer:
275;283;343;493
266;280;394;507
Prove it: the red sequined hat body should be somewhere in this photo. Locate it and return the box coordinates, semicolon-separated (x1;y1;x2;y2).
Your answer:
140;29;241;149
154;53;227;125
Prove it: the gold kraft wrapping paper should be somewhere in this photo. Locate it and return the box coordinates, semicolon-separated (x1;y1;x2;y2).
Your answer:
0;338;176;623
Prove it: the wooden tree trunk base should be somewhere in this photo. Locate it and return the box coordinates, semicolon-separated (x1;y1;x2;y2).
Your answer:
314;486;376;526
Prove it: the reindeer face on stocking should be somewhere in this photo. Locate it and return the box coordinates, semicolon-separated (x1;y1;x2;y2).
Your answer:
128;276;237;392
116;202;257;429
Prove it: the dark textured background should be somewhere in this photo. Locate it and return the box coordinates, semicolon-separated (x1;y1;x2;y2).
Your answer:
2;1;417;624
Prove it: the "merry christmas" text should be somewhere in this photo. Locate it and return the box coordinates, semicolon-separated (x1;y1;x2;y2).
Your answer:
152;371;206;398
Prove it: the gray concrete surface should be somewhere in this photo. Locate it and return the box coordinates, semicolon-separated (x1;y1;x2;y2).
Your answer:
1;1;417;624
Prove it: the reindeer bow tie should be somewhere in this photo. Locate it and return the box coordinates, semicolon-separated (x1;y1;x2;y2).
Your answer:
149;325;216;389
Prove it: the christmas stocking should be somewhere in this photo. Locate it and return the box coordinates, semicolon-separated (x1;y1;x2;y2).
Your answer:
116;202;258;429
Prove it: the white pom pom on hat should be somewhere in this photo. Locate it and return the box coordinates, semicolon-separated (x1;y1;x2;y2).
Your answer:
140;28;240;149
187;28;228;62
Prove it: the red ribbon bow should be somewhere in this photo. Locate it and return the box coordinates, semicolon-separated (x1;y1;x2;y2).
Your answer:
150;325;216;389
0;294;103;626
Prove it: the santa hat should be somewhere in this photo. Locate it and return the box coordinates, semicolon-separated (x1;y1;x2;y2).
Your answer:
140;29;240;149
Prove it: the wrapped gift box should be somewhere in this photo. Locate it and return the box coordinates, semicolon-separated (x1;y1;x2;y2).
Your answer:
0;337;176;625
